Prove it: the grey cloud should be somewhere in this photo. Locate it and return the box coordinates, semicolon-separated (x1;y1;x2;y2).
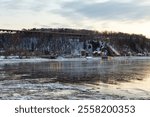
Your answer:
0;0;52;12
0;0;22;10
58;0;150;20
1;0;150;21
27;0;55;12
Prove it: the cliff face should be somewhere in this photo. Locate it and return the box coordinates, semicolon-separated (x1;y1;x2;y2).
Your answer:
0;28;150;57
108;32;150;56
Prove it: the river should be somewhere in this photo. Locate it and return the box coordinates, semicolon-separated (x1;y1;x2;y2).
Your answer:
0;57;150;100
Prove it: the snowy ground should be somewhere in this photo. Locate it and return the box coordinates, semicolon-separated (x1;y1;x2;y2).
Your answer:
0;57;50;65
1;56;150;65
0;56;102;65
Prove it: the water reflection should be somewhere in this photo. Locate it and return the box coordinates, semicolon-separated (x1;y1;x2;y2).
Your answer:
1;58;150;84
0;57;150;99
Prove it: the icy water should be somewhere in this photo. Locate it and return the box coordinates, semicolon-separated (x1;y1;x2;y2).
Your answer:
0;57;150;100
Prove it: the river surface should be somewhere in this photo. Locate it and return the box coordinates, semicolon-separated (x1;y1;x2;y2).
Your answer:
0;57;150;100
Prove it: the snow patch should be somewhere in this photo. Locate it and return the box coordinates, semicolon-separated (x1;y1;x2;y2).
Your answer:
0;56;50;65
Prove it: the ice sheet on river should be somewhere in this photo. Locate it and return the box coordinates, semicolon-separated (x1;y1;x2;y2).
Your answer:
0;56;150;100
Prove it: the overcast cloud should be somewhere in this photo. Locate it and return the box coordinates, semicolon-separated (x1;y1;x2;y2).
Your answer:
60;0;150;20
1;0;150;20
0;0;150;37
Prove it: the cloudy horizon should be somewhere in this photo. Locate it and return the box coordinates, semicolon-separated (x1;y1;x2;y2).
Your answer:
0;0;150;37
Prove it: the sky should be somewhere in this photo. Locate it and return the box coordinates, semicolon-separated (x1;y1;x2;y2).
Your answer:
0;0;150;37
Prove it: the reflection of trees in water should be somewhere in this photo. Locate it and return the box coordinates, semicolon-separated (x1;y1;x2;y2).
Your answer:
1;59;150;84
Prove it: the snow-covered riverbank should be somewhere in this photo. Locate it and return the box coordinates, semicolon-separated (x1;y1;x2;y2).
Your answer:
0;56;103;65
0;56;50;65
1;56;150;65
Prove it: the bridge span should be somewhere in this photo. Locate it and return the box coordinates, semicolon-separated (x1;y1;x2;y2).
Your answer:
0;29;90;37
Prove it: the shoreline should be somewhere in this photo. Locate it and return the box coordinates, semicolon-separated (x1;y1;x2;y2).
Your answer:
1;56;150;65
